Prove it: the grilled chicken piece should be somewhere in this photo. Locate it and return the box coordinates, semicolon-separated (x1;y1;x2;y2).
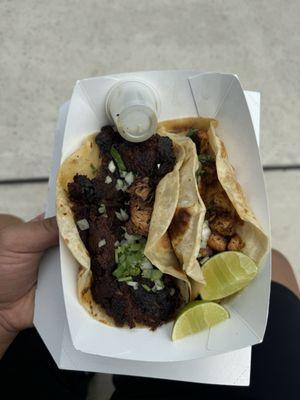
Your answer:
207;233;227;252
203;183;234;213
209;214;236;237
127;177;153;202
199;246;214;258
126;178;154;237
227;234;245;251
126;198;153;236
195;130;210;154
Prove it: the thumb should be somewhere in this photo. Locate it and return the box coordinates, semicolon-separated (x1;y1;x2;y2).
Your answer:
4;217;59;254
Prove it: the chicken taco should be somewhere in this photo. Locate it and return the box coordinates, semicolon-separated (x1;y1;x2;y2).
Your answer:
159;117;269;294
56;125;190;330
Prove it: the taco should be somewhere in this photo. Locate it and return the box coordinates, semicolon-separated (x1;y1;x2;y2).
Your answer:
56;125;190;330
158;118;269;294
155;127;206;286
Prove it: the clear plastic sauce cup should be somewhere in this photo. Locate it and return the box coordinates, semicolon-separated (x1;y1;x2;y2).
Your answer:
106;80;160;142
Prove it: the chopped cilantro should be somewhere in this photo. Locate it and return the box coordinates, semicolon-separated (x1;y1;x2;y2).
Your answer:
142;269;163;281
187;128;198;138
90;163;97;174
110;146;126;172
113;240;147;279
198;153;213;163
142;284;151;292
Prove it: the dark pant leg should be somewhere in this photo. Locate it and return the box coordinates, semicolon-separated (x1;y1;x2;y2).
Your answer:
112;282;300;400
0;328;92;400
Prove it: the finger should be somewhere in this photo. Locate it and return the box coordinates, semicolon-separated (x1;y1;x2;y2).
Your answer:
3;217;59;254
0;214;23;231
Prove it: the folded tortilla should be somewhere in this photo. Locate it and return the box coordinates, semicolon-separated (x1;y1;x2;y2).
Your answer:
158;117;269;297
56;133;190;327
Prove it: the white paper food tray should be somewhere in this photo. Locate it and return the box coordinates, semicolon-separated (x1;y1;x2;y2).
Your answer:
34;70;269;385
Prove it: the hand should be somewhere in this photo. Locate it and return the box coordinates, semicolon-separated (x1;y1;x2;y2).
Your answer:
0;214;58;358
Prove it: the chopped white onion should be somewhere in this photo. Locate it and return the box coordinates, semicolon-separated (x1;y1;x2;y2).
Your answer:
115;179;124;191
108;160;116;173
170;288;175;296
120;171;127;178
76;219;89;231
125;171;134;185
200;220;211;249
98;204;106;214
154;279;164;291
157;163;161;169
200;256;210;265
127;281;138;290
114;240;120;247
105;175;112;184
121;183;128;192
115;208;129;221
124;231;141;243
98;239;106;248
141;259;153;270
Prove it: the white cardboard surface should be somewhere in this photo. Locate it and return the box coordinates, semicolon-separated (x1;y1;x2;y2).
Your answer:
34;71;266;384
57;72;270;362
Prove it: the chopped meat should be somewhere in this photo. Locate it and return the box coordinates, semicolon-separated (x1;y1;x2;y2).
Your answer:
68;125;181;330
207;233;228;252
200;246;214;258
156;136;177;178
199;130;210;153
132;275;181;328
115;134;176;179
92;167;119;202
193;128;247;256
87;214;118;269
227;234;245;251
211;191;234;214
127;177;153;202
201;161;218;185
127;196;153;236
192;129;210;154
95;125;119;155
203;183;234;214
70;203;90;245
68;174;96;204
209;214;236;236
126;177;154;236
91;272;181;330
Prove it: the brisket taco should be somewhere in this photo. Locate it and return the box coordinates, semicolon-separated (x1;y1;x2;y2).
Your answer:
56;125;190;330
159;118;269;295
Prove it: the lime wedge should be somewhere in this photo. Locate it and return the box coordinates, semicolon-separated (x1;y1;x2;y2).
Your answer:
200;251;258;301
172;301;229;341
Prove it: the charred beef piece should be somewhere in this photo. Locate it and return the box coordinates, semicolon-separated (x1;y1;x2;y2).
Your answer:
68;174;97;204
92;170;119;203
132;275;181;328
70;203;90;245
95;125;119;155
91;270;181;330
156;135;177;178
115;134;176;179
88;213;119;269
